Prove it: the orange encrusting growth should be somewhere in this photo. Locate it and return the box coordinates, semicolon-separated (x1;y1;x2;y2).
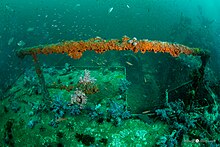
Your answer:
17;36;200;59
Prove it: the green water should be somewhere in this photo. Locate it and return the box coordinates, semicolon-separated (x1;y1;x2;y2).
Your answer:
0;0;220;146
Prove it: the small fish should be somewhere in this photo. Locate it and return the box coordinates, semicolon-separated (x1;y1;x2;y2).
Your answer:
56;117;67;122
142;110;150;114
75;4;80;7
17;40;26;47
126;5;130;8
8;37;14;45
108;7;114;14
144;77;147;83
27;27;35;32
126;61;133;66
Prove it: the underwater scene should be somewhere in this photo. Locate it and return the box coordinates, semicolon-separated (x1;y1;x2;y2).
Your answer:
0;0;220;146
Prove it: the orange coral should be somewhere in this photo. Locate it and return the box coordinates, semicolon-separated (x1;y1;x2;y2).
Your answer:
16;36;203;59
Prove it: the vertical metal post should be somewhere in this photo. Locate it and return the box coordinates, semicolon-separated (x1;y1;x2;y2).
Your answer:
32;53;50;101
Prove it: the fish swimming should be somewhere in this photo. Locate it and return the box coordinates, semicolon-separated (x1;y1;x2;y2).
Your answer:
17;40;26;47
108;7;113;14
8;37;14;45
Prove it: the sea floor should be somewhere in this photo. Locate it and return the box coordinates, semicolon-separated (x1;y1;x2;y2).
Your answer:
0;65;170;146
1;65;217;147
